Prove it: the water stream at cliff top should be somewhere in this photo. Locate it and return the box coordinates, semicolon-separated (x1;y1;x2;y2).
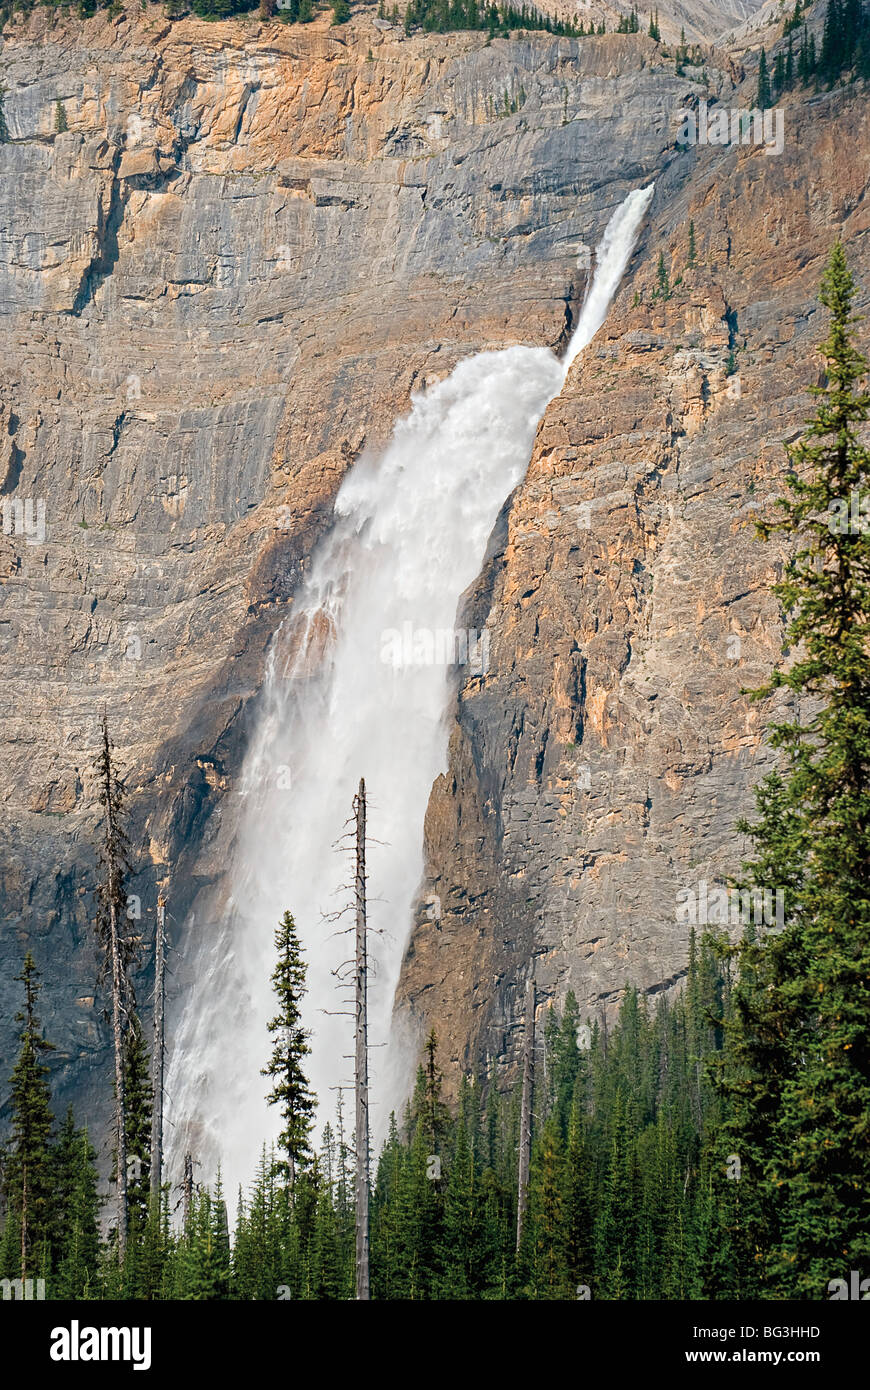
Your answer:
166;182;655;1203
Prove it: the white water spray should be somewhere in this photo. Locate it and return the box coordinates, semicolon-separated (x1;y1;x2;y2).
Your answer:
167;183;654;1201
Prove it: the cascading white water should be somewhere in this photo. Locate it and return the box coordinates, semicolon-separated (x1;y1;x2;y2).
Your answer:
167;183;655;1202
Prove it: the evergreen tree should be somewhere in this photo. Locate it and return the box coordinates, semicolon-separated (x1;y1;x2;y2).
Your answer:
523;1117;571;1298
121;1013;153;1236
3;954;55;1284
798;23;812;81
51;1111;102;1299
757;47;772;108
786;33;795;87
262;910;315;1185
654;250;670;301
564;1101;593;1290
714;243;870;1296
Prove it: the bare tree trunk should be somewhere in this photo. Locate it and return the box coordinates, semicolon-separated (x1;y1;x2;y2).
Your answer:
109;890;128;1264
516;978;535;1253
20;1168;27;1281
183;1152;194;1228
97;716;131;1263
150;896;166;1209
353;778;370;1301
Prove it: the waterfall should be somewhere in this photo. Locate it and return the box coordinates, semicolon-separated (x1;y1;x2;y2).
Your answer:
166;182;655;1203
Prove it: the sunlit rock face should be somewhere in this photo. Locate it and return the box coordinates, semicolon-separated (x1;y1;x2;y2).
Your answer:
398;84;870;1095
2;7;867;1140
0;10;689;1128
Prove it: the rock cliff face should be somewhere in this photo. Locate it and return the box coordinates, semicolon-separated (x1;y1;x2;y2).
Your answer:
397;81;870;1089
0;9;706;1120
2;6;868;1122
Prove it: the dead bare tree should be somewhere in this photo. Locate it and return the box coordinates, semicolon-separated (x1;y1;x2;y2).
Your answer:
516;977;536;1253
322;780;381;1297
150;895;166;1209
353;778;370;1301
94;714;138;1263
182;1151;194;1228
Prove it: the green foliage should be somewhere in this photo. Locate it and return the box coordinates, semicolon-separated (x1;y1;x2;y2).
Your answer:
757;46;772;109
1;963;103;1297
711;243;870;1297
122;1013;153;1228
651;250;671;302
51;1111;102;1299
400;0;590;38
262;910;316;1184
54;100;68;134
2;0;606;29
784;1;870;87
190;0;258;18
616;5;639;33
819;0;869;81
2;955;56;1282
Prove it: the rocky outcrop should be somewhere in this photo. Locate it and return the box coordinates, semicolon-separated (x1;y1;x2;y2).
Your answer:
0;9;704;1123
397;81;870;1090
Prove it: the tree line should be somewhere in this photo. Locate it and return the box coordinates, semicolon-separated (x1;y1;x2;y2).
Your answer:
755;0;870;105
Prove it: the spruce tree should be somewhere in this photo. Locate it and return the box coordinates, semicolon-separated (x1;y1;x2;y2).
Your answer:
757;47;772;108
715;242;870;1296
4;954;55;1284
420;1029;450;1157
524;1118;571;1298
262;910;315;1186
52;1110;102;1299
655;250;670;301
121;1013;153;1238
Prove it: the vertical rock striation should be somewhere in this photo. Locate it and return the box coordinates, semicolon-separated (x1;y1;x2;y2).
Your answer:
0;11;697;1123
397;85;870;1091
